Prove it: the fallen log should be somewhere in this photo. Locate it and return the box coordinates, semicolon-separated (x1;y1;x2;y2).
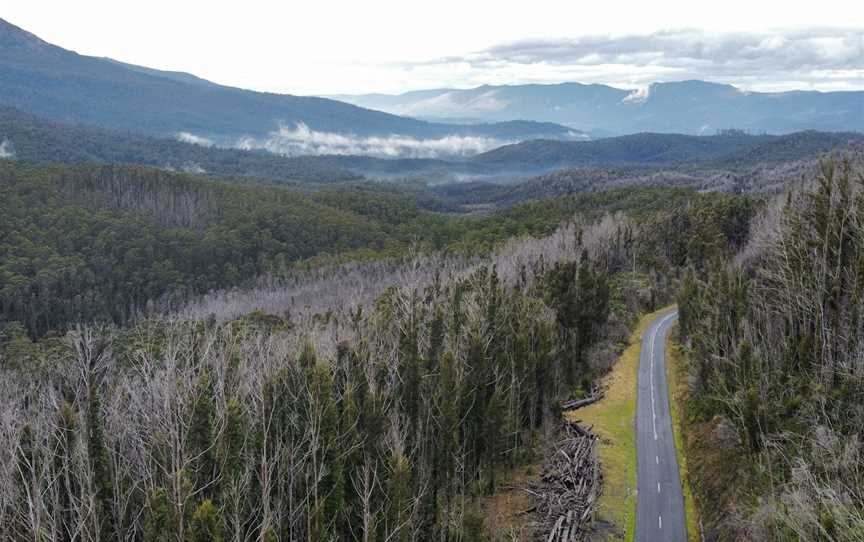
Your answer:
560;393;604;411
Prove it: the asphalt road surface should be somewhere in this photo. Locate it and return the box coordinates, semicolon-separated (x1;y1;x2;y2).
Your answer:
636;311;687;542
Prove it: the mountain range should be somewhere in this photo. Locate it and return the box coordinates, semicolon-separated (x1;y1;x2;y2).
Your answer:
1;103;860;185
320;130;864;181
333;80;864;135
1;16;861;168
0;18;577;154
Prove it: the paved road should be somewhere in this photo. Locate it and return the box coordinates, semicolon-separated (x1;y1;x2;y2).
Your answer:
635;311;687;542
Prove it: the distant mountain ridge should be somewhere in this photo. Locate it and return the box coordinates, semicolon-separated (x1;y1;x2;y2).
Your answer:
329;130;864;182
471;130;864;169
1;104;858;185
333;80;864;135
0;18;577;153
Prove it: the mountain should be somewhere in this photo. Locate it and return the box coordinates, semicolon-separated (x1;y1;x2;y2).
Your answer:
470;130;864;171
285;131;864;184
2;104;857;187
334;80;864;135
0;18;577;154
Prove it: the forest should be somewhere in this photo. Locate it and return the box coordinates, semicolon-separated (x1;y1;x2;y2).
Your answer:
0;160;748;339
677;158;864;539
5;144;862;541
0;154;756;540
0;106;362;184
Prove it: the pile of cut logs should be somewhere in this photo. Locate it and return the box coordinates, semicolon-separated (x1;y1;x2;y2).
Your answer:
527;420;602;542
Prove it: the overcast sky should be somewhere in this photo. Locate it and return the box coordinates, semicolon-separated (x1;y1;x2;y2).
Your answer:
2;0;862;95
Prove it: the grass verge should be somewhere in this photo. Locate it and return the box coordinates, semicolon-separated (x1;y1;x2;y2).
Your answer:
566;306;675;541
666;332;701;542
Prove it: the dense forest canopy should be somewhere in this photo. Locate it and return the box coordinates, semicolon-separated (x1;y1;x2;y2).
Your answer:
0;159;753;339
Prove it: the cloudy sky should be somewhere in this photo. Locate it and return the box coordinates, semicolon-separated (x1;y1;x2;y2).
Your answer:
2;0;862;95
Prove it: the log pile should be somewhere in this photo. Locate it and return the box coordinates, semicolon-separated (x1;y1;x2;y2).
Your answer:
528;420;602;542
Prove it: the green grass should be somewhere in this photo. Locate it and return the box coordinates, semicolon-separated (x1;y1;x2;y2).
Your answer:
567;306;676;541
666;331;701;542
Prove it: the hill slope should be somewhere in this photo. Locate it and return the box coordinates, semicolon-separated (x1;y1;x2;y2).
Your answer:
0;18;575;151
471;130;864;171
0;106;366;182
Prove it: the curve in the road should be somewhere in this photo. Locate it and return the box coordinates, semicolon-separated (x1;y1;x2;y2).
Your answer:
636;311;687;542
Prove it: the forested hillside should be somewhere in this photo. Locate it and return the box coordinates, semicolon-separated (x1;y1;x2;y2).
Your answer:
2;104;858;191
0;156;756;540
0;158;757;340
471;130;864;171
677;158;864;539
2;6;863;542
0;107;362;183
0;163;418;338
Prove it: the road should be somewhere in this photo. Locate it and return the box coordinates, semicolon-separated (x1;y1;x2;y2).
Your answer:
635;311;687;542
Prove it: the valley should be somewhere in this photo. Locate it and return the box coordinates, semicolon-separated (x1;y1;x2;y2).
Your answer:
1;11;862;542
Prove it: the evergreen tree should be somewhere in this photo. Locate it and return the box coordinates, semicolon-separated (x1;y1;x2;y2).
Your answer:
144;488;177;542
188;499;223;542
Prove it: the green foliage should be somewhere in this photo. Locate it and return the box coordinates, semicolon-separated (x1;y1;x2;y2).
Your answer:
461;507;489;542
144;488;177;542
187;374;217;499
189;500;223;542
0;162;392;337
0;145;768;541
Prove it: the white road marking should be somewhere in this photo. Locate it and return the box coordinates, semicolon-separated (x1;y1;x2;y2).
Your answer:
650;321;657;440
659;516;663;529
656;455;659;464
649;314;674;441
648;313;676;442
658;482;661;493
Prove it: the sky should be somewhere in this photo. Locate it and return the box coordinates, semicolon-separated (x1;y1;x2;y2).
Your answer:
1;0;863;95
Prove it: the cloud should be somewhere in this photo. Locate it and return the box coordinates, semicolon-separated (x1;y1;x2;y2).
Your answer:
236;122;510;158
417;28;864;91
0;138;15;159
176;132;214;146
180;162;207;174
